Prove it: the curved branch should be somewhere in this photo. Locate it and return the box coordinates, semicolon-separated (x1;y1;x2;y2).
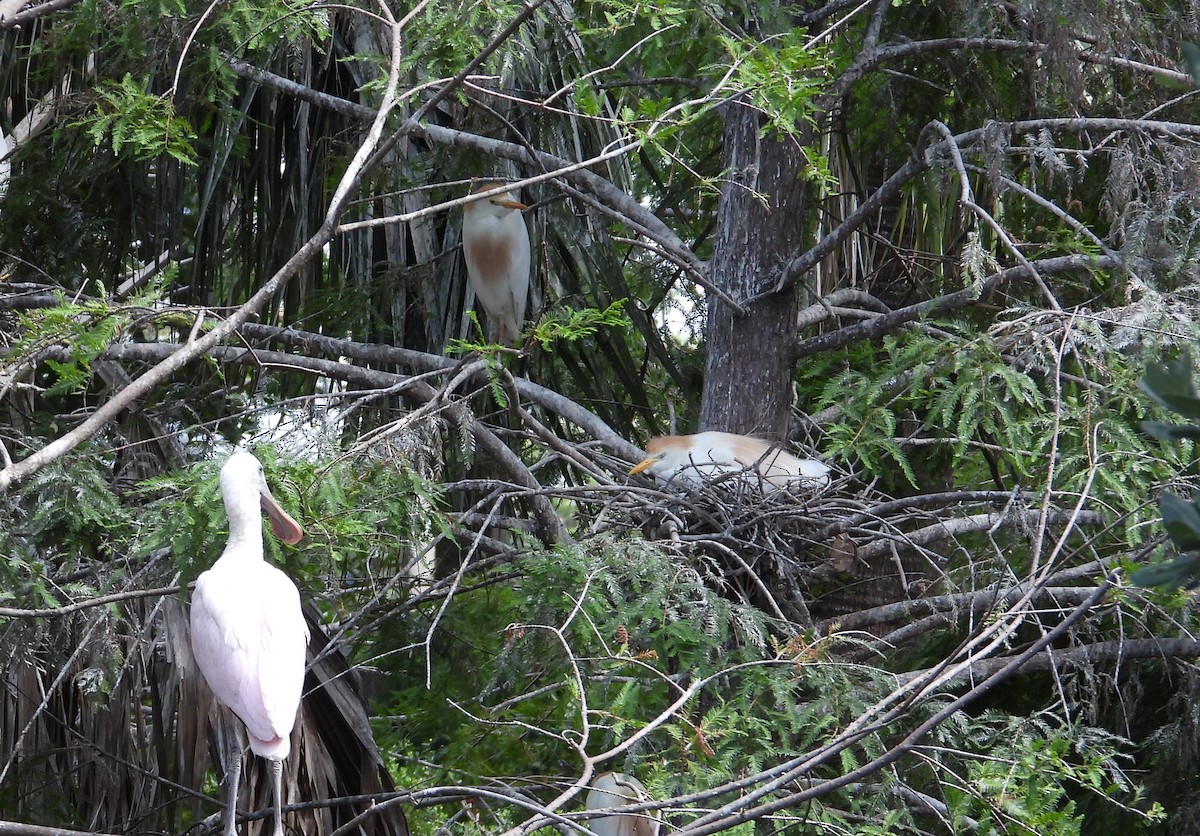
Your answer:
793;255;1122;358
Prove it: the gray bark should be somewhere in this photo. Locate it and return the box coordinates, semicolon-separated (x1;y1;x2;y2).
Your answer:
699;98;810;440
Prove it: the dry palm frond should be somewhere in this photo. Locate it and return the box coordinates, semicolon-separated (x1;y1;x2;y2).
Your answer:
0;582;407;835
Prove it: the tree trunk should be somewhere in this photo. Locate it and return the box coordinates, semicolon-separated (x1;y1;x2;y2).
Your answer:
699;98;812;441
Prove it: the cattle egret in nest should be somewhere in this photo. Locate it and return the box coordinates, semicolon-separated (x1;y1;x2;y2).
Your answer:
628;431;830;492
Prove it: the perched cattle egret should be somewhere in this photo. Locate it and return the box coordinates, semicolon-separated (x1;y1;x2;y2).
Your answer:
462;180;531;344
628;431;830;492
584;772;660;836
190;451;307;836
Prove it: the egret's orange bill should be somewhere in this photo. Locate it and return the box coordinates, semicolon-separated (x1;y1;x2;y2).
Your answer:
628;457;656;475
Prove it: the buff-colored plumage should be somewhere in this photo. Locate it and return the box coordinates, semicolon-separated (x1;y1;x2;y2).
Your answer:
462;181;531;344
190;451;306;836
584;772;660;836
628;431;830;492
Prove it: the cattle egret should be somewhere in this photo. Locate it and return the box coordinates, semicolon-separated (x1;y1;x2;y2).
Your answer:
462;180;531;344
628;431;830;492
190;451;307;836
584;772;660;836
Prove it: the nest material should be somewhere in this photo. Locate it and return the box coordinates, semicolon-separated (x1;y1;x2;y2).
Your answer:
611;471;1098;635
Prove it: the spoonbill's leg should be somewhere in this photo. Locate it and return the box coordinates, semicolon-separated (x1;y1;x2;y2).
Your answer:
269;757;285;836
221;715;243;836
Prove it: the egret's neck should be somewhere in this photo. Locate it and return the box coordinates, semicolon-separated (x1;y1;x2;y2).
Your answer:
222;483;265;560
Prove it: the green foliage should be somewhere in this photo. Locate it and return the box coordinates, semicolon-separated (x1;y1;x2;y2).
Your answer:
446;312;505;357
377;537;828;794
119;0;187;16
1141;349;1200;436
18;453;127;547
9;282;168;397
814;331;1047;489
0;446;128;605
374;534;1128;833
529;300;631;349
934;712;1156;835
719;30;831;137
1183;42;1200;85
217;0;331;55
79;75;198;165
390;0;511;83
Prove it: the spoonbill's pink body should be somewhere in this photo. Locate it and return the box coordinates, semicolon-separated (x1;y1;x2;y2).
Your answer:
190;451;307;836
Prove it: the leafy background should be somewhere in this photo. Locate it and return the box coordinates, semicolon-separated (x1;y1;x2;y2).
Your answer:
4;0;1200;834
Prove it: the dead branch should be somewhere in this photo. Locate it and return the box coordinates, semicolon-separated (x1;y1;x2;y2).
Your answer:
794;255;1122;358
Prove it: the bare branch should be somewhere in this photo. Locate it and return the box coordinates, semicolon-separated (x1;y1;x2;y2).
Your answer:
793;255;1122;358
0;585;180;618
100;341;572;544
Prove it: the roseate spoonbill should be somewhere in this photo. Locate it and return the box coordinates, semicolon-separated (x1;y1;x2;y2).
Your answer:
190;451;307;836
462;180;530;344
584;772;660;836
628;431;830;492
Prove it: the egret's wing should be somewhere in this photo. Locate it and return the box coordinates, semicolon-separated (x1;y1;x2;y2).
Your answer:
506;214;531;328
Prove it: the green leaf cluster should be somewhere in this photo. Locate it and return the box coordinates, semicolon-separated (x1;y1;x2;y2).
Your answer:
934;712;1158;835
79;75;198;165
719;30;831;137
0;447;128;596
814;331;1046;489
1141;349;1200;441
10;296;123;397
530;300;631;349
10;280;168;397
218;0;331;55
